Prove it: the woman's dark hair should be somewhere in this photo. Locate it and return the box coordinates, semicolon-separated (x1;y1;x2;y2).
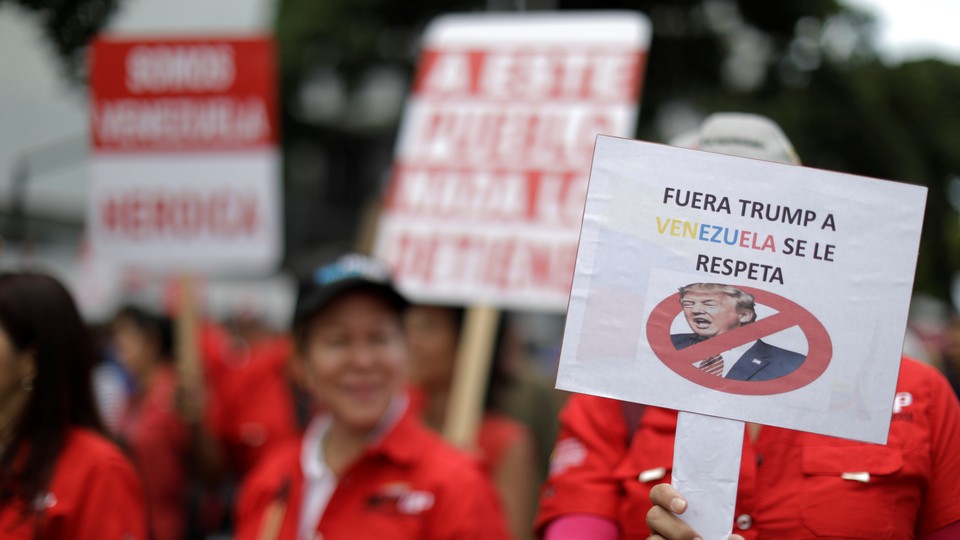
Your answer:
114;304;175;360
0;272;105;507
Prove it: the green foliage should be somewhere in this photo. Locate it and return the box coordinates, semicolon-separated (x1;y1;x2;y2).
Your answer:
273;0;960;302
4;0;119;82
19;0;960;301
274;0;483;82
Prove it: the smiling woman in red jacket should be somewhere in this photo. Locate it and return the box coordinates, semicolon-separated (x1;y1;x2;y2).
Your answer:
234;254;509;540
0;272;148;539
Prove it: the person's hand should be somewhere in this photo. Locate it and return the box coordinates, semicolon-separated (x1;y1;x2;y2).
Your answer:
645;484;745;540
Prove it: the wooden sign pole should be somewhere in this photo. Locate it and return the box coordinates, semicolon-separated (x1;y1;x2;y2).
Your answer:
442;305;500;449
175;274;204;424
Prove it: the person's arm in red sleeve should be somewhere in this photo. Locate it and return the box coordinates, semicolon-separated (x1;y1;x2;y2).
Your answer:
534;394;631;537
73;458;149;540
543;514;618;540
917;362;960;535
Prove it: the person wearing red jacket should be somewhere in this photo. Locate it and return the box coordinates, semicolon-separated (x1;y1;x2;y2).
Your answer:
113;305;190;540
536;113;960;539
404;304;538;540
234;253;509;540
537;357;960;539
0;272;148;538
201;319;299;476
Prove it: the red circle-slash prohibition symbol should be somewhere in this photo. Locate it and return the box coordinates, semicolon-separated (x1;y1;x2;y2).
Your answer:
646;285;832;395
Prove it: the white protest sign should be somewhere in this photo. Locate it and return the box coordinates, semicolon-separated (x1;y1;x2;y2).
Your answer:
374;12;650;311
88;36;281;275
557;135;927;444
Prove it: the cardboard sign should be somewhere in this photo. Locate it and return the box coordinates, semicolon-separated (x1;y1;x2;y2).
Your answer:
88;36;281;274
557;135;927;443
374;12;650;311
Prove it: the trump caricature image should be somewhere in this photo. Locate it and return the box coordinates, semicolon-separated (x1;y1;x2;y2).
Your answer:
671;283;805;381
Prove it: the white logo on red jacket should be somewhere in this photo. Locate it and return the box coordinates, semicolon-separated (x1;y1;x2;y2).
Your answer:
549;437;587;476
31;492;57;511
366;483;435;515
893;392;913;414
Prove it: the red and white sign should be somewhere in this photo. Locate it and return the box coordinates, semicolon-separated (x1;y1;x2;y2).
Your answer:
374;12;650;311
89;36;281;274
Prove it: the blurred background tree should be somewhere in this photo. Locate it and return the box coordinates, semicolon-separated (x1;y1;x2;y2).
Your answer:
9;0;960;303
273;0;960;303
1;0;119;81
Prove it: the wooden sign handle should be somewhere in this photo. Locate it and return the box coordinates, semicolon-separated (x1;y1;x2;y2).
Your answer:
175;274;204;424
443;305;500;449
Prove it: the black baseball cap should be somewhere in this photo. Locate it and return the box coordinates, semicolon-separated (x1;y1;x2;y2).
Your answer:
293;253;408;327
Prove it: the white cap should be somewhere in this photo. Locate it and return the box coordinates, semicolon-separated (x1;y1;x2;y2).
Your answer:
671;112;801;165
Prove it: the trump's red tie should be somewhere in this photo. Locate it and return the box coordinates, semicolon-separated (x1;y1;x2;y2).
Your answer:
699;355;724;376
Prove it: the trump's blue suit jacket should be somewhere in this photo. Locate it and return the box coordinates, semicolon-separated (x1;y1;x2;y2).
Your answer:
671;333;805;381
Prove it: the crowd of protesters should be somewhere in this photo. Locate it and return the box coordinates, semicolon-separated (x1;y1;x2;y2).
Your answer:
0;262;556;539
0;114;958;539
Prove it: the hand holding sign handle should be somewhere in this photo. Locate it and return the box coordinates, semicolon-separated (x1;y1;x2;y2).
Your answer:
654;411;744;540
648;483;746;540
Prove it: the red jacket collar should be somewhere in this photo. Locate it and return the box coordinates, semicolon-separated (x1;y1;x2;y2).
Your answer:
363;399;432;466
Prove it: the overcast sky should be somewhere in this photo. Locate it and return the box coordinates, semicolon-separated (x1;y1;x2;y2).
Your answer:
845;0;960;64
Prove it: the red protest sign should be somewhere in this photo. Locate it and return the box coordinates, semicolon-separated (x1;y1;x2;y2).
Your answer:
88;35;281;275
90;37;278;153
375;13;650;312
